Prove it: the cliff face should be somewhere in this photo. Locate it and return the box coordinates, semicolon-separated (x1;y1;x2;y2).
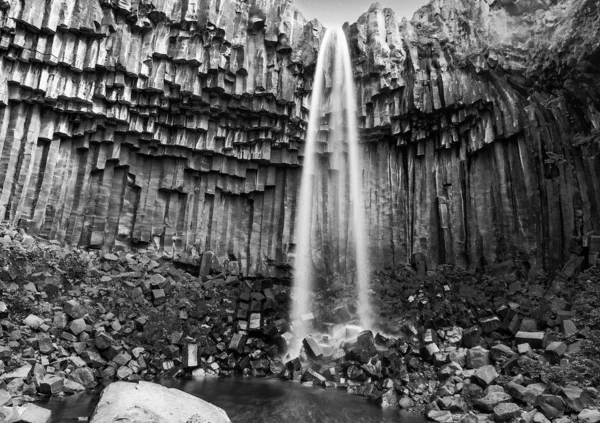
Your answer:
0;0;598;277
349;0;600;277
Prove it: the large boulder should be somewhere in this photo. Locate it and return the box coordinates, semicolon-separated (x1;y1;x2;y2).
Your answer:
90;381;230;423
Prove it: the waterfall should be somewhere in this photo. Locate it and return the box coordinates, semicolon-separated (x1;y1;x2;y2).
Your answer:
291;28;371;354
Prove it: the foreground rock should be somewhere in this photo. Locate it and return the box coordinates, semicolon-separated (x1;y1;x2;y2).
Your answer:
1;403;52;423
90;382;230;423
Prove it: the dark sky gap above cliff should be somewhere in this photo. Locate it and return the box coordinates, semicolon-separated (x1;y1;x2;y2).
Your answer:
294;0;429;27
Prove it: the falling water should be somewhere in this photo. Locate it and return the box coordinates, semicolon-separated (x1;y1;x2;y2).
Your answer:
291;28;371;353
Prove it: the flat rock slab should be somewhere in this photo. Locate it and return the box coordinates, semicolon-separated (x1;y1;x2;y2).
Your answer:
90;381;231;423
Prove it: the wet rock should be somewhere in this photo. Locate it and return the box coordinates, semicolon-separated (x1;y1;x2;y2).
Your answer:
302;336;323;359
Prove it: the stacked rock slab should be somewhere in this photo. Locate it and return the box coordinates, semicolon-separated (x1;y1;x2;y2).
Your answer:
0;0;599;276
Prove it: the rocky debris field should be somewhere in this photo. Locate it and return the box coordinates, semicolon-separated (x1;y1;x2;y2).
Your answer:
0;222;600;423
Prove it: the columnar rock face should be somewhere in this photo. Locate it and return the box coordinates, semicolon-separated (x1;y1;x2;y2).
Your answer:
0;0;599;276
349;0;600;275
0;0;322;277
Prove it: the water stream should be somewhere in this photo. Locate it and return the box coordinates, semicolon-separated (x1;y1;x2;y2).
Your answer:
292;28;372;352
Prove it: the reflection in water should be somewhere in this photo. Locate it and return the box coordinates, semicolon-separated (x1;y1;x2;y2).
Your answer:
39;377;427;423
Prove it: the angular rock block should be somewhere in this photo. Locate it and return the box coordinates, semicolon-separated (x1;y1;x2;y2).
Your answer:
302;336;323;359
472;365;499;387
515;332;545;350
182;344;199;369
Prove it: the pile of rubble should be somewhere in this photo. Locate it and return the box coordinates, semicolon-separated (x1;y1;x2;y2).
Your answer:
1;222;600;423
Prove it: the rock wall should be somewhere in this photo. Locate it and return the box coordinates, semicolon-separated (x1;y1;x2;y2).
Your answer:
349;0;600;276
0;0;323;277
0;0;599;277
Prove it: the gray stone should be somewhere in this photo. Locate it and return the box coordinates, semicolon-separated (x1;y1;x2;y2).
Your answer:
515;331;545;349
490;344;516;362
472;365;498;387
63;300;86;319
493;402;522;421
579;409;600;423
427;410;453;423
474;392;512;412
23;314;44;329
8;403;52;423
302;336;323;358
505;382;537;405
467;346;490;369
89;381;230;423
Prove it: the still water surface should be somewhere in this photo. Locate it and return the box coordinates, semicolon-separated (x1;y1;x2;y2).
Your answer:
40;377;427;423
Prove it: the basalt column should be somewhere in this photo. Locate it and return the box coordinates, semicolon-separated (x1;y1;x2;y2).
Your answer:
0;0;599;277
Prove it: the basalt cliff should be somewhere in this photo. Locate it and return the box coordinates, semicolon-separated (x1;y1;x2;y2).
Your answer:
0;0;598;278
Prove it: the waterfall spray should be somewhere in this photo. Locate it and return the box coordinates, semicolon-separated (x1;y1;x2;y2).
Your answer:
291;28;371;354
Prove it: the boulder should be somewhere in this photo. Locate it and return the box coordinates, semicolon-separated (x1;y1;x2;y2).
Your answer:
89;381;230;423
